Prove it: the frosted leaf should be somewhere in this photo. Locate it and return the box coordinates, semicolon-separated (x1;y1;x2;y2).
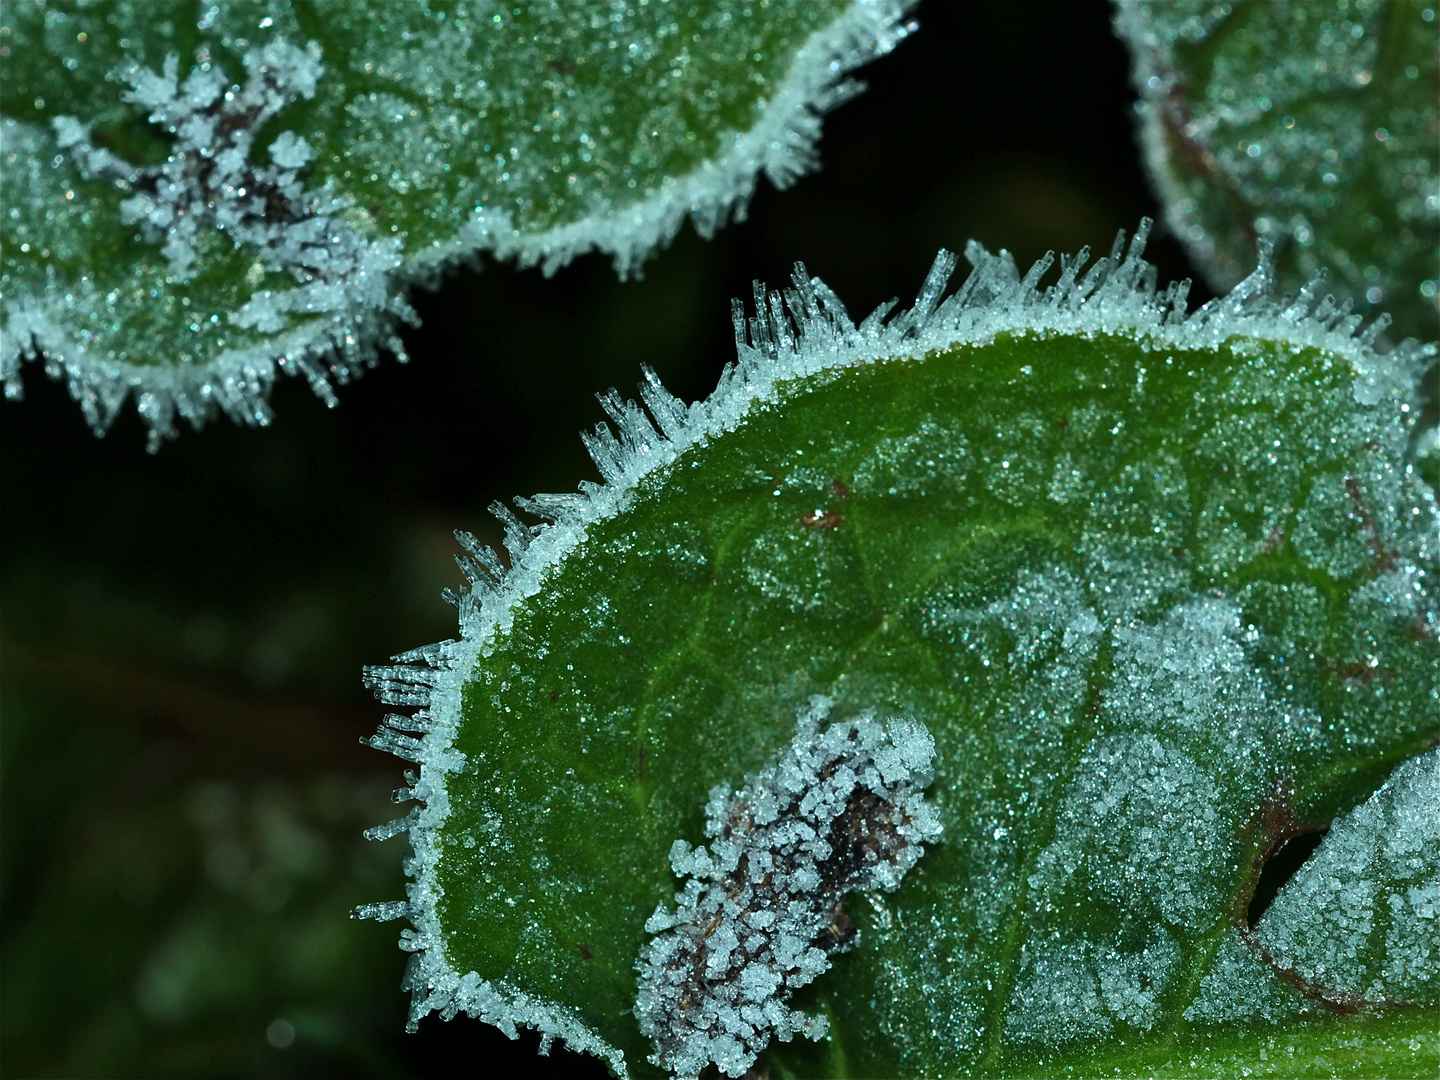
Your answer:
851;417;972;498
1006;928;1182;1045
358;225;1437;1075
1029;732;1230;933
1252;748;1439;1005
1115;0;1440;341
0;0;915;446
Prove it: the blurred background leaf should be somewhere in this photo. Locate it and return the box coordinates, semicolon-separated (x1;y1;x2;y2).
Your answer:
0;0;900;445
1116;0;1440;344
0;2;1212;1076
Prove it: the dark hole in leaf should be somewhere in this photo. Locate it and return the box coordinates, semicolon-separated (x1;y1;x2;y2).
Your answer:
1247;828;1329;929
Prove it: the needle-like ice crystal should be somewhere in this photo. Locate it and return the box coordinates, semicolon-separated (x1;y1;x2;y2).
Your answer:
634;696;942;1079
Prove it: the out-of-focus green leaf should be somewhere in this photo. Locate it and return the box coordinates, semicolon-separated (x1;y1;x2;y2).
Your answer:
0;0;912;446
1115;0;1440;342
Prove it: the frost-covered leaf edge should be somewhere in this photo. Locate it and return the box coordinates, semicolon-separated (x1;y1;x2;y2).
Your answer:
0;0;915;450
352;217;1435;1076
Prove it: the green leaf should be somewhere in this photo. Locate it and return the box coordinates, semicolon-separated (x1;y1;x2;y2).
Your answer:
357;225;1438;1077
0;0;912;448
1115;0;1440;343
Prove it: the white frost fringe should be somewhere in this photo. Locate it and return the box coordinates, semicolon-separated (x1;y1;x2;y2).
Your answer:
1;0;916;449
353;218;1432;1075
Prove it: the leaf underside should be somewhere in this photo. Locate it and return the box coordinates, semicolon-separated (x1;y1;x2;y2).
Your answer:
1117;0;1440;343
364;245;1438;1078
0;0;903;444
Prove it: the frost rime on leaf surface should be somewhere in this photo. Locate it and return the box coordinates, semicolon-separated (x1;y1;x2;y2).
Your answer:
634;697;941;1079
0;0;915;445
355;220;1437;1076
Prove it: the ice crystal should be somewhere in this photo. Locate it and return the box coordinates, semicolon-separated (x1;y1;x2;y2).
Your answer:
634;697;941;1078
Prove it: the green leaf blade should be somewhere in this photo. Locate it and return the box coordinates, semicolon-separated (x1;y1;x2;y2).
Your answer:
360;230;1438;1077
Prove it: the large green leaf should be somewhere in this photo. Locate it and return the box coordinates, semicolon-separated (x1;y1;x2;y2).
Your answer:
1115;0;1440;343
0;0;911;447
356;225;1438;1077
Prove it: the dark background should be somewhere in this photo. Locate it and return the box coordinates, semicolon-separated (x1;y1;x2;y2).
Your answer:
0;2;1211;1077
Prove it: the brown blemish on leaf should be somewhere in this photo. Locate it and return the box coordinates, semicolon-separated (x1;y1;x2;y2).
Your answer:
1336;660;1395;686
1232;780;1324;926
830;479;852;499
1316;653;1397;687
1345;474;1398;574
797;508;842;530
812;906;857;952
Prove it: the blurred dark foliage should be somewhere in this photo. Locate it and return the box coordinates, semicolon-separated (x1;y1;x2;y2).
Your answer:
0;2;1208;1077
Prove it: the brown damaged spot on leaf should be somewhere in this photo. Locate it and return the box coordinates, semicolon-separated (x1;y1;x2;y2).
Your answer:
1232;780;1326;927
1315;650;1398;687
1346;474;1399;575
812;905;857;952
1335;659;1396;686
797;508;841;530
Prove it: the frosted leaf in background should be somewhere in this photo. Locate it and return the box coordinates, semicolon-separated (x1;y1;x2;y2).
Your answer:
0;0;915;447
355;224;1438;1075
1115;0;1440;342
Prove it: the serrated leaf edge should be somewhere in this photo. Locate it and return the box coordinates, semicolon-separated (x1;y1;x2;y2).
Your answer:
353;220;1432;1074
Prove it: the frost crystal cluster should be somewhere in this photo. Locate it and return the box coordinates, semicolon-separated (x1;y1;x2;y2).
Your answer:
635;697;941;1079
60;42;333;282
54;40;406;380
